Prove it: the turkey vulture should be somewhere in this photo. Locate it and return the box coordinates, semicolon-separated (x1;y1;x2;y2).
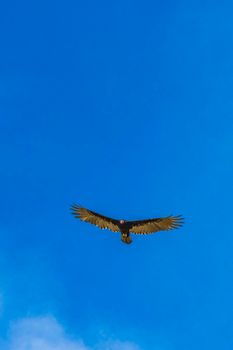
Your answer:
71;204;184;244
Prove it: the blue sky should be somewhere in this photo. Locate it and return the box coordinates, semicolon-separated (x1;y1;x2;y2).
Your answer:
0;0;233;349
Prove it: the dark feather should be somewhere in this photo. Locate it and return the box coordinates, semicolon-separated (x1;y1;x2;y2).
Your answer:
128;215;184;234
71;204;120;232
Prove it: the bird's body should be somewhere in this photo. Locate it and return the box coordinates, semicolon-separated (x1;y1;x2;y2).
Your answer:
71;204;184;244
118;220;132;244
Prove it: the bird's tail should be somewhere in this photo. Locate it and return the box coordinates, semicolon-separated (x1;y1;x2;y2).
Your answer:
121;233;132;244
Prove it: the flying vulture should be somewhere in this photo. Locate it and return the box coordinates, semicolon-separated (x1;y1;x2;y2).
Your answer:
71;204;184;244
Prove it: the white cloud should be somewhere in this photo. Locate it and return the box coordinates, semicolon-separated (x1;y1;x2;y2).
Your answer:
6;316;141;350
8;316;88;350
95;340;141;350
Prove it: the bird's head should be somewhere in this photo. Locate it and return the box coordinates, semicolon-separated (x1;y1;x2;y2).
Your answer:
119;220;125;224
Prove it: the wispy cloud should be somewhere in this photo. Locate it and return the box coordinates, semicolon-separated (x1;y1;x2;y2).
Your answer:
95;339;141;350
7;316;88;350
5;316;141;350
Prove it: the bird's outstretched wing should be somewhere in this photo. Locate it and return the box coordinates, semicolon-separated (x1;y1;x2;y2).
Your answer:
71;204;120;232
129;215;184;235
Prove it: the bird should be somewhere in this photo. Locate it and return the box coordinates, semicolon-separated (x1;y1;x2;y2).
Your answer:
71;204;184;244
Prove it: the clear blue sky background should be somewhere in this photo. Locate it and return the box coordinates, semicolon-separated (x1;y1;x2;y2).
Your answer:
0;0;233;349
